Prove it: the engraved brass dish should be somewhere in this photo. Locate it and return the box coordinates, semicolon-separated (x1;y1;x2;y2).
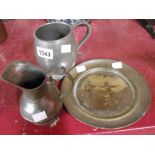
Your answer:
61;59;151;129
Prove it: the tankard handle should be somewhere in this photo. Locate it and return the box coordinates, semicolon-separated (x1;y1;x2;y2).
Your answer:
72;21;91;49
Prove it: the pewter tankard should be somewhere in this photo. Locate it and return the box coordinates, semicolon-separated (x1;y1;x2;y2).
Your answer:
34;21;91;79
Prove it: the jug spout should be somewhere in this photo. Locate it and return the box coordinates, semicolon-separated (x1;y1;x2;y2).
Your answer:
1;61;46;90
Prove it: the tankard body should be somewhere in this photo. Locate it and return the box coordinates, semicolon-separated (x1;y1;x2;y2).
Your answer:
34;22;91;78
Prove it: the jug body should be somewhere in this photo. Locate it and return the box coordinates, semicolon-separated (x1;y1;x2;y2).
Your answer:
20;81;62;125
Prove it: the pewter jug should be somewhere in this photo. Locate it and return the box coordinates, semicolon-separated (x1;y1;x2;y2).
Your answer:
34;21;91;79
1;61;62;126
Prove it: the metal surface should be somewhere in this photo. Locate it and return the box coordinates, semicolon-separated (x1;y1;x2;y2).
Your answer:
1;61;62;126
34;21;91;76
61;59;151;129
138;19;155;38
46;19;90;25
0;20;7;43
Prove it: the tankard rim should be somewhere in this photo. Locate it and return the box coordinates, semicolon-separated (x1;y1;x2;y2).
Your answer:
34;22;72;43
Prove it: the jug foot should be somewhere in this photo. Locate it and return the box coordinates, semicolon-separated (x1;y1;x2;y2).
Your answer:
50;117;60;127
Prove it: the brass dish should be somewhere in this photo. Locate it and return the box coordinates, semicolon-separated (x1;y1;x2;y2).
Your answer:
61;59;151;129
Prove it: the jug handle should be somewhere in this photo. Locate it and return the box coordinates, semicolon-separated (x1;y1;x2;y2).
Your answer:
47;66;74;86
59;80;73;103
59;67;74;102
61;66;74;86
47;72;74;103
72;21;91;49
46;67;74;102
